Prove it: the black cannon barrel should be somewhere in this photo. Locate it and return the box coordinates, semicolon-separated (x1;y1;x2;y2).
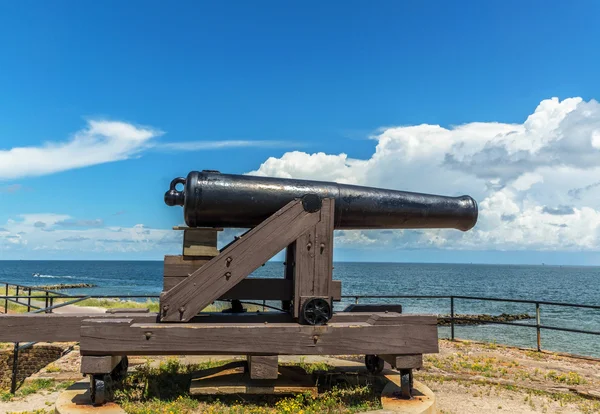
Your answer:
165;170;478;231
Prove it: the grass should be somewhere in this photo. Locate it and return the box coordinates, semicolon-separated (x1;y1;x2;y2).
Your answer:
72;298;161;312
17;379;55;397
0;379;75;402
286;358;333;374
115;358;381;414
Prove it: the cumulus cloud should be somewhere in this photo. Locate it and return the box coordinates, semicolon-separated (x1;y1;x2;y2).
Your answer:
249;97;600;252
55;219;104;228
0;213;182;254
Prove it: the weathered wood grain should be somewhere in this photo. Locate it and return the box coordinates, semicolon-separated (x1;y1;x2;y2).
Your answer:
160;200;320;322
0;313;158;342
293;199;335;318
328;312;402;323
183;228;219;257
343;304;403;313
164;255;211;277
247;355;279;379
80;356;123;374
164;278;341;300
79;315;439;356
381;354;423;369
367;313;437;326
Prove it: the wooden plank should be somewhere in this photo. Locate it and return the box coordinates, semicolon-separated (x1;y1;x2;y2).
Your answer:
164;255;211;277
79;315;439;356
343;304;403;313
381;354;423;369
247;355;278;380
190;312;294;324
106;308;150;314
80;356;122;374
293;228;315;318
0;313;158;342
164;278;339;300
367;313;437;326
313;198;334;298
329;312;400;323
293;199;335;317
183;228;219;257
190;365;317;397
163;278;293;300
160;200;320;322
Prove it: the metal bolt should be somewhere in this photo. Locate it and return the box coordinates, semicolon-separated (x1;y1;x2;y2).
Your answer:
307;242;312;250
320;243;325;253
144;332;152;340
226;257;232;267
179;306;185;313
225;272;232;280
313;335;319;344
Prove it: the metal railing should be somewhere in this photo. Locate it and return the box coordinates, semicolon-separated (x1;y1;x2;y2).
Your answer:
2;284;600;392
343;294;600;353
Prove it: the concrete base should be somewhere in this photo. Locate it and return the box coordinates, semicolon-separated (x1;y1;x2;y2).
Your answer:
55;357;437;414
54;381;125;414
381;378;436;414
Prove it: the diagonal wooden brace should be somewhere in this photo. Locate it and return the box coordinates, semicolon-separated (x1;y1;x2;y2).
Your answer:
160;198;323;322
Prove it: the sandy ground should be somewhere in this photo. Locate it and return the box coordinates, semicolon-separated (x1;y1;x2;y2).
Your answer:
1;339;600;413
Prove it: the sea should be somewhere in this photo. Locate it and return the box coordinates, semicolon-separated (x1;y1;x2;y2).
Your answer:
1;261;599;358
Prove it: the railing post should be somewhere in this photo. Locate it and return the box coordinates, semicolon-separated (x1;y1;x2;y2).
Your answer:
50;296;54;313
536;303;541;352
355;296;359;305
4;283;8;313
450;296;455;341
15;285;19;304
10;342;19;394
45;291;49;312
27;288;31;312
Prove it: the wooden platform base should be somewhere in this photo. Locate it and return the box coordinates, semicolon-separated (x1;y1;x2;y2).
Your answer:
79;313;438;356
190;361;317;396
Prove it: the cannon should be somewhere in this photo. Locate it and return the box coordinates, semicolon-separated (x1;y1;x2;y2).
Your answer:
0;170;478;404
164;170;478;231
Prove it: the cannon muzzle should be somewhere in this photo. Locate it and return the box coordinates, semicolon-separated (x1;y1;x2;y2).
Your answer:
165;170;478;231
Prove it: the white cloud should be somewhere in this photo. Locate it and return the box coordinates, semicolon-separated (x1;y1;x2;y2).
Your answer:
0;120;300;181
0;213;181;254
157;140;298;151
0;120;163;180
250;97;600;252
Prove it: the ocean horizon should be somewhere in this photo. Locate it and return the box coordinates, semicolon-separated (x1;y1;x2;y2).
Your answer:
1;260;599;358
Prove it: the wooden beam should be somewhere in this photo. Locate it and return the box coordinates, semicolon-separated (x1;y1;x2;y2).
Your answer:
182;228;220;258
247;355;278;380
380;354;423;369
160;199;321;322
81;356;123;374
293;199;335;318
163;278;342;301
0;313;158;342
163;255;211;277
163;278;292;299
79;315;439;356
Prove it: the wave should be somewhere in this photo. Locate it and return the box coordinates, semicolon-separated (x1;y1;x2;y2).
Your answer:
33;274;77;279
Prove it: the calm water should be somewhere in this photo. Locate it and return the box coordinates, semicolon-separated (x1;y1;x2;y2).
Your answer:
1;261;599;357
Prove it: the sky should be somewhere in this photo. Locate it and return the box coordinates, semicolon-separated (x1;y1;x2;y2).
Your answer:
1;1;600;264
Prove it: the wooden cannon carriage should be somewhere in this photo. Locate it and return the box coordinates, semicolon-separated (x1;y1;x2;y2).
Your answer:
0;171;478;404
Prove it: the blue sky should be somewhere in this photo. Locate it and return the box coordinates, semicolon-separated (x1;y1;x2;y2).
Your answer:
1;1;600;264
